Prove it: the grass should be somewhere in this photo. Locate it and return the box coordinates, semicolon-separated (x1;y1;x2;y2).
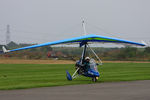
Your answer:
0;63;150;90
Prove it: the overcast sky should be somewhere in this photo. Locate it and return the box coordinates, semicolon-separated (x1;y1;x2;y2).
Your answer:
0;0;150;46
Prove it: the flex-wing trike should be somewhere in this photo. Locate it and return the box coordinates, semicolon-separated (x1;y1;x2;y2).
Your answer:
2;34;146;82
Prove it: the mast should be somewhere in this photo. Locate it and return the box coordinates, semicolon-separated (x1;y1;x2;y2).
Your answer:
81;43;87;64
82;18;87;35
81;18;88;63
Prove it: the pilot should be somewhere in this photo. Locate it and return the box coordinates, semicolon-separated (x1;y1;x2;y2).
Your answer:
83;57;90;72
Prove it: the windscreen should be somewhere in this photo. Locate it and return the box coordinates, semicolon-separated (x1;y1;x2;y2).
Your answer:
89;59;98;71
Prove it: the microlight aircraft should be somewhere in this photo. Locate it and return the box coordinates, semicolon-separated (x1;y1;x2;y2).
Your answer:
2;20;146;82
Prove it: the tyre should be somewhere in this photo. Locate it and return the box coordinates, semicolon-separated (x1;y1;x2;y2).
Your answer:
92;77;97;82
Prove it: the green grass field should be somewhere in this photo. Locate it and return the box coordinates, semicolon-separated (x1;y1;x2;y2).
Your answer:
0;63;150;90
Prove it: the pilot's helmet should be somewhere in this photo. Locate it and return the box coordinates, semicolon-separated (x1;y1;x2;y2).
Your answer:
85;57;90;60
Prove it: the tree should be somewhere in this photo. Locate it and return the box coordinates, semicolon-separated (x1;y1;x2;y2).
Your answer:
144;47;150;53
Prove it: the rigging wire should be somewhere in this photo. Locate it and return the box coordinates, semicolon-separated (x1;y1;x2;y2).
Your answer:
87;44;103;65
58;23;82;36
87;22;123;39
11;23;82;37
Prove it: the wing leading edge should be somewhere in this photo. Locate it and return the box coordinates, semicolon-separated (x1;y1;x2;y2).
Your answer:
3;34;146;53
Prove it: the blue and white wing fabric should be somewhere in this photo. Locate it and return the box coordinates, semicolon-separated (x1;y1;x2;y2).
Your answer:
2;34;146;53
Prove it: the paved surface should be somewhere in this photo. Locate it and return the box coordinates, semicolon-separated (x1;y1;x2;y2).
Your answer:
0;80;150;100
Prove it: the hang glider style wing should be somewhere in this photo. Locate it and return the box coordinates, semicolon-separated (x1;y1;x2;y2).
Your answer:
2;34;146;53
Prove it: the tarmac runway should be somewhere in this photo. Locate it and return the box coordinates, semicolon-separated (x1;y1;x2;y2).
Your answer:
0;80;150;100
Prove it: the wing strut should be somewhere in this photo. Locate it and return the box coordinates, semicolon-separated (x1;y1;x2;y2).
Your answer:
87;44;103;65
81;43;87;64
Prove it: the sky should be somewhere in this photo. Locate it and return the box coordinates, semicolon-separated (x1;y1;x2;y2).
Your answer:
0;0;150;46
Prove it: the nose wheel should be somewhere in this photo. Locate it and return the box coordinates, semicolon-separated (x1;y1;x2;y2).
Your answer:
92;77;98;82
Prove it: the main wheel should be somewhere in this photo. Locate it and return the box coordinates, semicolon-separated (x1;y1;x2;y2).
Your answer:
92;77;97;82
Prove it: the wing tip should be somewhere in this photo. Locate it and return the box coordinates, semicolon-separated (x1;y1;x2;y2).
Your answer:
141;40;148;46
2;46;10;53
